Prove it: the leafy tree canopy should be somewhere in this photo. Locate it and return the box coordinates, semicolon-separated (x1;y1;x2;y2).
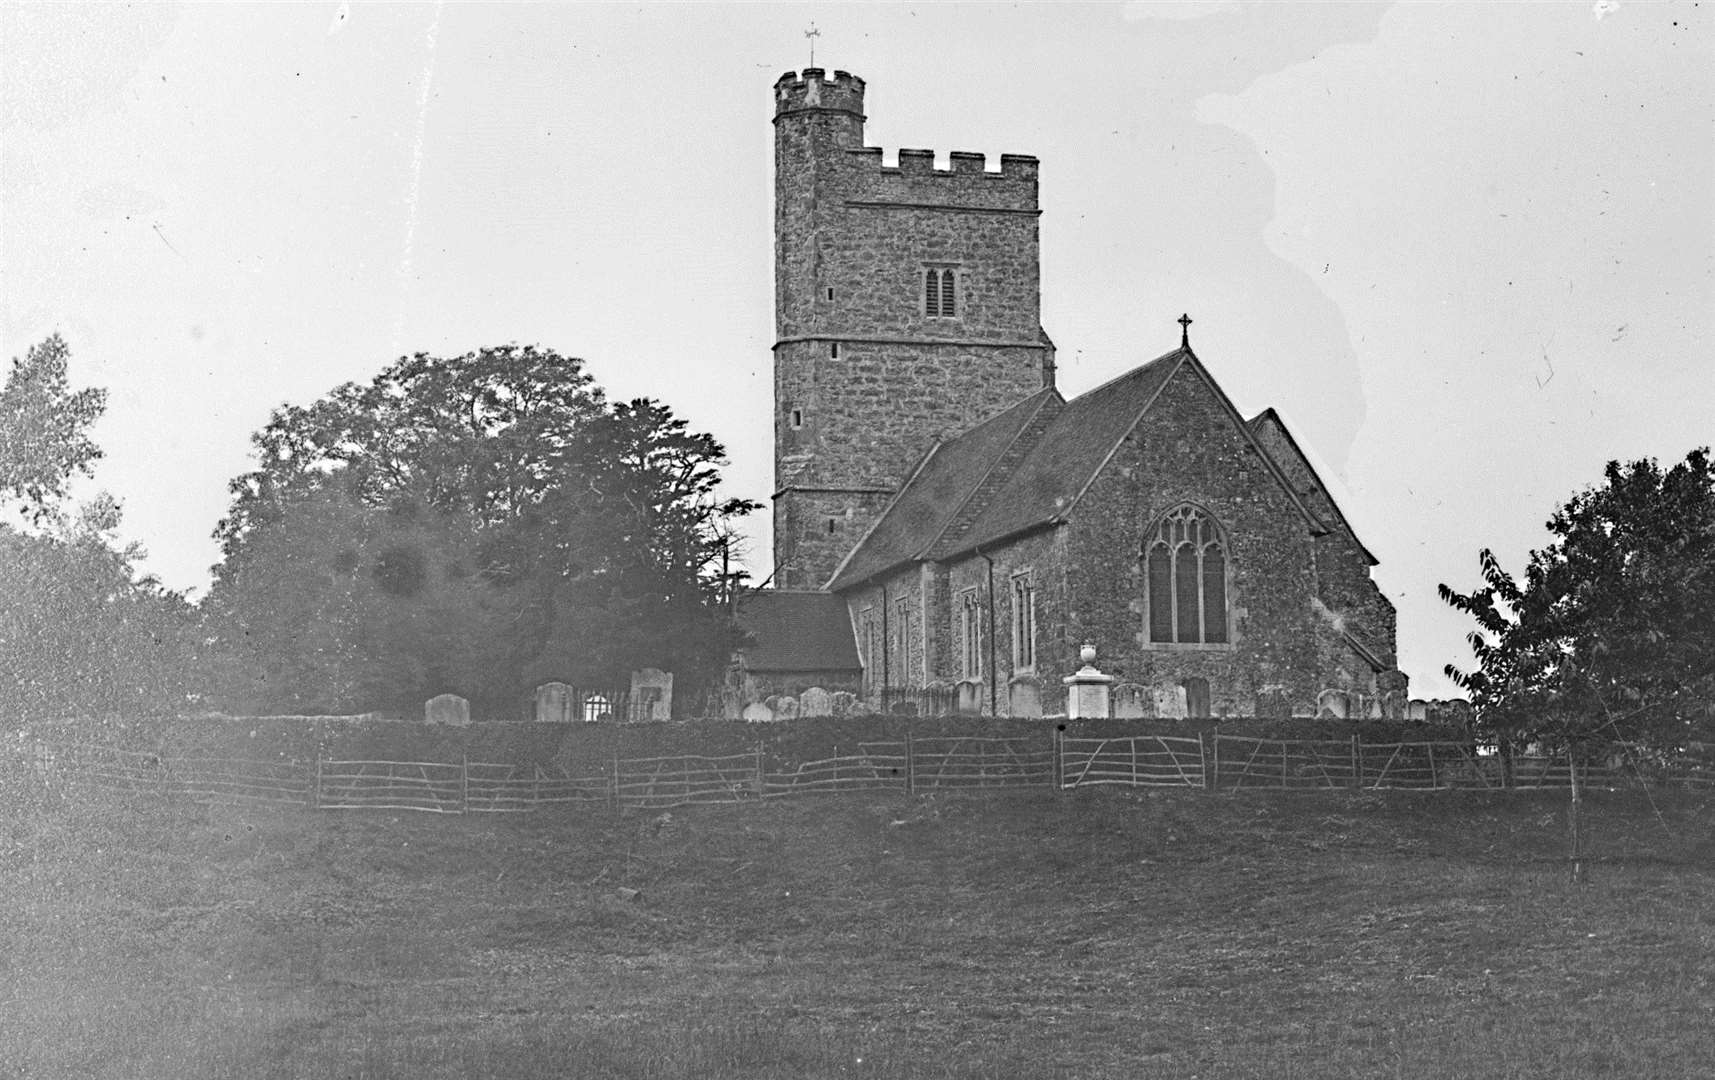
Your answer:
0;336;199;724
1440;448;1715;753
208;346;758;715
0;333;108;523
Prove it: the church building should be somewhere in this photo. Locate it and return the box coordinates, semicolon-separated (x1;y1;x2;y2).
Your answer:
736;68;1407;720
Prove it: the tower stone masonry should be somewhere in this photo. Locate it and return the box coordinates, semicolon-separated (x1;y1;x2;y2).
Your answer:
771;68;1057;588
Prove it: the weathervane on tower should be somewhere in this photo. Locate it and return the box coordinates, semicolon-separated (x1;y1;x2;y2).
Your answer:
805;23;821;67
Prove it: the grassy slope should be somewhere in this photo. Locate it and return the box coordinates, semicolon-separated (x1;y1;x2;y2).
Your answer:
4;786;1713;1079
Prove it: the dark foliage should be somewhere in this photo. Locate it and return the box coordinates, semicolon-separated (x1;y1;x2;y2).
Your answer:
207;346;757;716
1441;448;1715;753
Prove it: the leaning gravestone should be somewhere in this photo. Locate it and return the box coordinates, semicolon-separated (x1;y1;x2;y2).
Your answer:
426;693;471;726
535;682;574;724
799;686;833;717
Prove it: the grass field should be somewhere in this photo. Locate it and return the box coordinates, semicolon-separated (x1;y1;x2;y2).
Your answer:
4;783;1713;1078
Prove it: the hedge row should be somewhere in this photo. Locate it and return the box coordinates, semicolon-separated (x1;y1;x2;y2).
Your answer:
22;713;1468;774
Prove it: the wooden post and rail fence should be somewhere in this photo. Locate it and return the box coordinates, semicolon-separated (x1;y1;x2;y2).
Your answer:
22;732;1714;815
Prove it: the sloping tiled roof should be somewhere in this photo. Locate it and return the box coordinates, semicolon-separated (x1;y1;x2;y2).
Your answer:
734;590;861;673
1246;408;1379;566
939;348;1188;557
826;388;1062;591
828;345;1332;590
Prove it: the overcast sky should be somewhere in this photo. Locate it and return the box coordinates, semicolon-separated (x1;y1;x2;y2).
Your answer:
4;2;1710;697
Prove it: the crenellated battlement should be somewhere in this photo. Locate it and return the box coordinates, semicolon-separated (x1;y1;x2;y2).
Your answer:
838;146;1039;211
844;147;1039;181
774;68;867;118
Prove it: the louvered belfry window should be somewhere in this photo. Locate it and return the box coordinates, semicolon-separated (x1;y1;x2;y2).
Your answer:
925;268;957;318
1146;506;1229;645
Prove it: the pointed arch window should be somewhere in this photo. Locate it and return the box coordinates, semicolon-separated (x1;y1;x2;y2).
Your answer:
1145;505;1229;646
924;267;958;318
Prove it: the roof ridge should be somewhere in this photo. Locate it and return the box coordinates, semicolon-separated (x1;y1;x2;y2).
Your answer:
1065;345;1188;405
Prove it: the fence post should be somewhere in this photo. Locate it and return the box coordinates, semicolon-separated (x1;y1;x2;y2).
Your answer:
1428;744;1439;790
1201;733;1216;792
1130;736;1139;789
1350;735;1362;790
753;743;765;798
312;757;323;811
610;754;621;809
460;753;470;814
905;731;917;796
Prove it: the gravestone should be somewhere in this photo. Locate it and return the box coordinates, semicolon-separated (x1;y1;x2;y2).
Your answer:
830;691;858;717
956;679;983;716
1317;688;1351;719
774;694;801;721
1007;675;1043;719
742;701;775;723
535;682;574;724
1112;683;1150;719
800;686;833;717
425;693;470;726
629;668;674;723
1152;681;1187;720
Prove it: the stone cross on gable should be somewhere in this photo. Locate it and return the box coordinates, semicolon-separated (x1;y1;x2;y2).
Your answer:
1178;312;1193;348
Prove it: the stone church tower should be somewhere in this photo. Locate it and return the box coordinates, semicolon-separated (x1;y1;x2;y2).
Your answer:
771;69;1057;588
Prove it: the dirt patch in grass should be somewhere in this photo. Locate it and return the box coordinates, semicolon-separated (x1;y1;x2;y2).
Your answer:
3;787;1713;1078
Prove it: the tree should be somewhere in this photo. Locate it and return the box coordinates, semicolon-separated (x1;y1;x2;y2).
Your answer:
208;346;757;715
215;344;607;577
0;336;201;727
0;334;108;523
1442;449;1715;881
0;491;200;726
520;399;759;681
1441;448;1715;755
206;488;550;716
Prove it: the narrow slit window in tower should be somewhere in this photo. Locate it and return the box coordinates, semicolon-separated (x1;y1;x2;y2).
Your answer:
925;268;958;318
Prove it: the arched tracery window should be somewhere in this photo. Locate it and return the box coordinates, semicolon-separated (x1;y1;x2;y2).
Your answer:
1145;505;1229;645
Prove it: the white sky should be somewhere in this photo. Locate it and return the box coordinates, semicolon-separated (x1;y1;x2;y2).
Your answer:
4;2;1710;698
